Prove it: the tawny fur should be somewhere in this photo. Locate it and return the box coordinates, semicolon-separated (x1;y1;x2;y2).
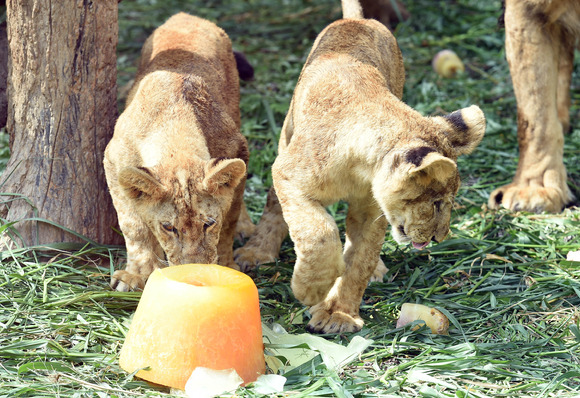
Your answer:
104;13;253;292
489;0;579;212
235;0;486;334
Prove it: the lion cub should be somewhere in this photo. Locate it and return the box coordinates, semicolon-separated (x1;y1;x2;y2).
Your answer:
104;13;252;291
236;0;486;333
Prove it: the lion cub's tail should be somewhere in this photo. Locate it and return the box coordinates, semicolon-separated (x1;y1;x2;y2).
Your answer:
341;0;364;19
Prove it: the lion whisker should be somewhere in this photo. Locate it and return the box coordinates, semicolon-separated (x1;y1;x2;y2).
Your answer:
155;255;170;267
374;213;387;223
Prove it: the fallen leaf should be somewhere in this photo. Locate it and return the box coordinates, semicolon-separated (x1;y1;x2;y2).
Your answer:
253;374;287;394
567;250;580;262
183;367;243;398
262;323;373;372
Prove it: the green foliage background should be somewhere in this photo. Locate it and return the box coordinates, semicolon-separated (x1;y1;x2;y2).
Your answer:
1;0;580;397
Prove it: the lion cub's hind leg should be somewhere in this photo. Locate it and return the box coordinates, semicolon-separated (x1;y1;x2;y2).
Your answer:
234;187;289;272
306;199;387;334
235;201;256;241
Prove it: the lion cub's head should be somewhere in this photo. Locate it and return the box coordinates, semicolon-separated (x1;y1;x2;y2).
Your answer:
373;105;485;249
118;158;246;265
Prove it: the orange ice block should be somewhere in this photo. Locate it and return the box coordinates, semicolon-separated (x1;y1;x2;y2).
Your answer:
119;263;265;390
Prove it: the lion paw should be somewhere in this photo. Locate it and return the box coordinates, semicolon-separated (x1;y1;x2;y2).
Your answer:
110;270;147;292
233;245;276;272
306;302;364;334
218;256;242;272
369;258;388;283
488;180;573;213
292;275;335;306
235;217;256;242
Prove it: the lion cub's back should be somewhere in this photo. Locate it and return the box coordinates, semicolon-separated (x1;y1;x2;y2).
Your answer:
130;12;241;130
141;13;232;66
304;17;404;98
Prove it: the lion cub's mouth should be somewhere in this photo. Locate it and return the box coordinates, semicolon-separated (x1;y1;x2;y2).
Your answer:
398;225;429;250
412;241;430;250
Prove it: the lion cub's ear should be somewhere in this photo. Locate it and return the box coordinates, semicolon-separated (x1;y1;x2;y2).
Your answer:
118;167;166;199
440;105;486;156
203;158;246;193
408;151;457;186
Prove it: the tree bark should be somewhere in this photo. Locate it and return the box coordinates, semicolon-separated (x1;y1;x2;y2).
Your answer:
1;0;123;246
0;21;8;129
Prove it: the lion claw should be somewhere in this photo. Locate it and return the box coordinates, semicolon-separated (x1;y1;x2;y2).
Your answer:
306;302;364;334
110;270;146;292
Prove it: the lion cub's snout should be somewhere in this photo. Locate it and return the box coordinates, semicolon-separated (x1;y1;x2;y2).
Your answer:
391;202;451;249
153;209;221;267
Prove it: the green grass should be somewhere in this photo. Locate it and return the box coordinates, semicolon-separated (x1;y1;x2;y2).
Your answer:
2;0;580;396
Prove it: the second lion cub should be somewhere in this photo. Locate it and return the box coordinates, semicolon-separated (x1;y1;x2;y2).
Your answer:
237;0;486;333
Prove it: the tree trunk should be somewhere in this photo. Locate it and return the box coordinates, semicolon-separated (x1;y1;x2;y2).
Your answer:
1;0;123;246
0;21;8;129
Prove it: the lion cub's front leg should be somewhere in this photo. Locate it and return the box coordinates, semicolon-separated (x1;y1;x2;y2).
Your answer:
110;204;165;291
218;183;245;271
307;199;388;334
275;183;345;307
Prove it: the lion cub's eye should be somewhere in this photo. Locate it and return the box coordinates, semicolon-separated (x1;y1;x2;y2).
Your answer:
162;222;178;234
203;217;217;231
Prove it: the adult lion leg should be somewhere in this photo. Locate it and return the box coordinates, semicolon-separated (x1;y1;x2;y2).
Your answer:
488;0;574;212
233;187;289;271
307;199;387;334
556;33;574;135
